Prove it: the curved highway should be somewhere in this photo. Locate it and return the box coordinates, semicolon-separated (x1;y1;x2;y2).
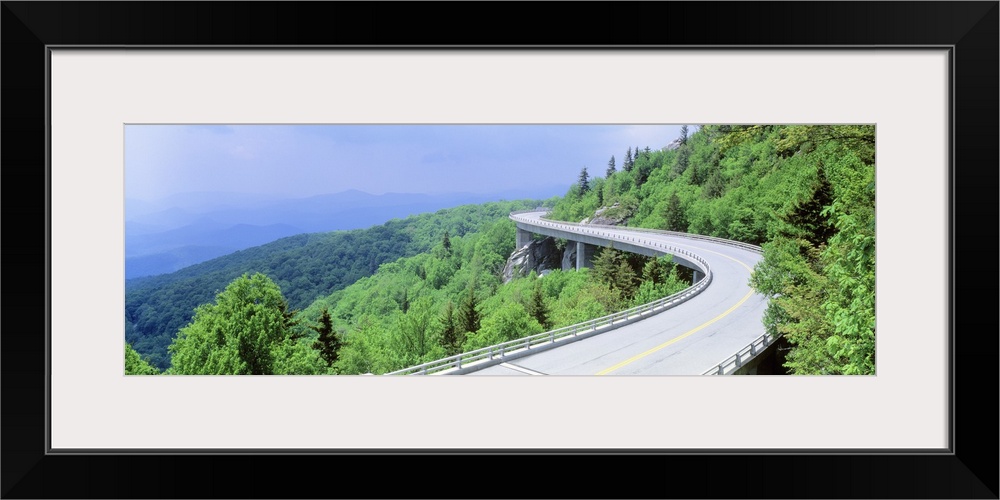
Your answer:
469;211;769;375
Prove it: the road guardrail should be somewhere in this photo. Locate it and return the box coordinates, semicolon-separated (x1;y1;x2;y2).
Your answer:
701;333;779;375
385;269;712;375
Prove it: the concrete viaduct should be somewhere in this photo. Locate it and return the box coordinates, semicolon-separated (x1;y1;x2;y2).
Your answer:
387;210;776;376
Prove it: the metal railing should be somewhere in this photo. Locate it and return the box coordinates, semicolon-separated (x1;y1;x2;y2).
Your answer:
509;208;550;216
701;333;780;375
509;212;713;274
385;270;712;375
511;210;763;255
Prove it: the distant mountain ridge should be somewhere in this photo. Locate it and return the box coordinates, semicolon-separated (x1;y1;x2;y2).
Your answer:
125;187;563;278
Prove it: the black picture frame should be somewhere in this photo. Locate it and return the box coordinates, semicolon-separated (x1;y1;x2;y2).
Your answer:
3;2;997;498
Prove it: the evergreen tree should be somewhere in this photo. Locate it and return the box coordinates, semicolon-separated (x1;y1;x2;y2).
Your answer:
525;279;550;329
642;256;669;284
398;288;410;314
592;248;641;300
442;231;452;255
311;308;341;367
283;298;303;340
703;167;725;198
679;125;689;145
439;300;461;355
624;147;633;172
613;257;641;299
633;153;652;188
663;193;685;231
606;155;616;177
578;167;590;194
458;285;480;335
671;146;690;179
781;165;836;247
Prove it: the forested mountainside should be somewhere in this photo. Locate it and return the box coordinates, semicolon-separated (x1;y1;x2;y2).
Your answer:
125;200;541;370
127;125;874;376
548;125;875;374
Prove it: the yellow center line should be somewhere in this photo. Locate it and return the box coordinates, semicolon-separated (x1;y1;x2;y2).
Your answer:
595;243;756;375
680;243;755;273
595;289;754;375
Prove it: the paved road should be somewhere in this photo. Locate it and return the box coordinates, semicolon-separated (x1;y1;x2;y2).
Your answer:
468;211;769;375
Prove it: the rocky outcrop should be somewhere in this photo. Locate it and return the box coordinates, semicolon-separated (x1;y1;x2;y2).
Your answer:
586;203;632;226
502;236;563;283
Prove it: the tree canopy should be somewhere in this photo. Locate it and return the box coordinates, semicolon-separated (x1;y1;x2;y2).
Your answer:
125;342;159;375
548;124;876;374
168;273;324;375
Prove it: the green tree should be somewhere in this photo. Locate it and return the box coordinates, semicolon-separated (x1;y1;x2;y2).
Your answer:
781;165;836;247
663;193;685;231
591;247;641;301
633;152;653;188
606;155;616;177
747;132;875;374
703;166;725;198
578;167;590;194
397;288;410;314
633;260;685;306
442;231;452;255
641;255;671;284
168;273;295;375
458;285;480;336
463;302;543;350
671;146;690;179
334;315;379;375
525;278;551;329
311;308;341;368
679;125;689;145
273;336;328;375
439;300;462;355
624;147;633;172
751;239;835;373
397;295;434;360
821;187;875;375
125;342;160;375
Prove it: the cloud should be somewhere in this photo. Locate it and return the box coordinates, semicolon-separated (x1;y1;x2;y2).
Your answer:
125;124;684;200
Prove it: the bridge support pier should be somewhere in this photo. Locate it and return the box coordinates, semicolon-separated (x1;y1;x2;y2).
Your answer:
692;270;704;284
576;241;596;270
516;227;533;249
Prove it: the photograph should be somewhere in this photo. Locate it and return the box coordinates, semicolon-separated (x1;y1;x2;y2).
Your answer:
124;124;875;377
3;0;995;497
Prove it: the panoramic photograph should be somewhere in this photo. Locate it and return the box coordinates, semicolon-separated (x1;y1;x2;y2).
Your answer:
124;124;875;376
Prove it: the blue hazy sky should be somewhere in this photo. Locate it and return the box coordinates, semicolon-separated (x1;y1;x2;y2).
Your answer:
125;124;686;201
